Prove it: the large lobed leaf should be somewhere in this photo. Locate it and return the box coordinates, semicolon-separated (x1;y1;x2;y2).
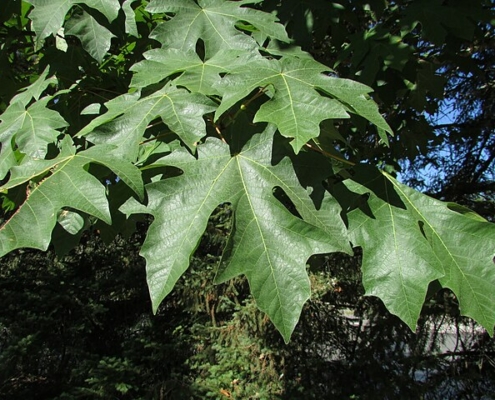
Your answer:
25;0;120;46
341;166;495;334
0;69;67;178
121;127;350;342
0;137;143;257
130;48;248;95
215;56;392;153
146;0;289;57
76;84;217;160
4;0;493;343
0;98;68;161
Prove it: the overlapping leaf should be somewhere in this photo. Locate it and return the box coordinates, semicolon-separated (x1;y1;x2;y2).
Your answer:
130;49;247;95
4;0;494;344
121;128;350;342
0;137;143;257
0;139;16;181
76;83;216;160
146;0;289;57
25;0;120;45
0;98;68;160
215;56;392;153
0;69;69;177
66;10;115;62
342;166;495;334
122;0;139;37
8;67;57;107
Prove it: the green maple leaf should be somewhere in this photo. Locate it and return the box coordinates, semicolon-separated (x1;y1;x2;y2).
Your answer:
121;127;350;342
0;69;72;177
342;166;495;334
0;137;144;257
215;56;392;153
8;66;57;107
77;84;216;160
146;0;289;57
130;49;247;95
0;98;68;159
25;0;120;45
66;10;115;62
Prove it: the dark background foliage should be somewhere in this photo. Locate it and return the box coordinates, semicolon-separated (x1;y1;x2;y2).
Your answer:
1;212;494;399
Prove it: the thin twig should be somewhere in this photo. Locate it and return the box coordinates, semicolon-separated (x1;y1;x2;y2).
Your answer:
304;142;355;166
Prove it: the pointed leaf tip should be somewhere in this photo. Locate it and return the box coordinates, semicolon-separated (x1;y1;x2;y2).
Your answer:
125;128;349;340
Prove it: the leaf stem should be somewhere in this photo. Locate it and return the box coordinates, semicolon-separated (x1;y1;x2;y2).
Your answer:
213;122;226;143
139;131;173;144
305;142;355;166
231;85;268;121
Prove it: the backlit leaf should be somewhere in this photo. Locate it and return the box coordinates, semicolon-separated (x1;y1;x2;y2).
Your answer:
342;166;495;334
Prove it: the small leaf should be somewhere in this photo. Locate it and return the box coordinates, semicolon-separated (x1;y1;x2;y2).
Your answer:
57;209;85;234
55;27;68;52
122;0;139;37
66;11;115;62
81;103;102;115
0;97;68;158
0;138;17;180
9;66;57;107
